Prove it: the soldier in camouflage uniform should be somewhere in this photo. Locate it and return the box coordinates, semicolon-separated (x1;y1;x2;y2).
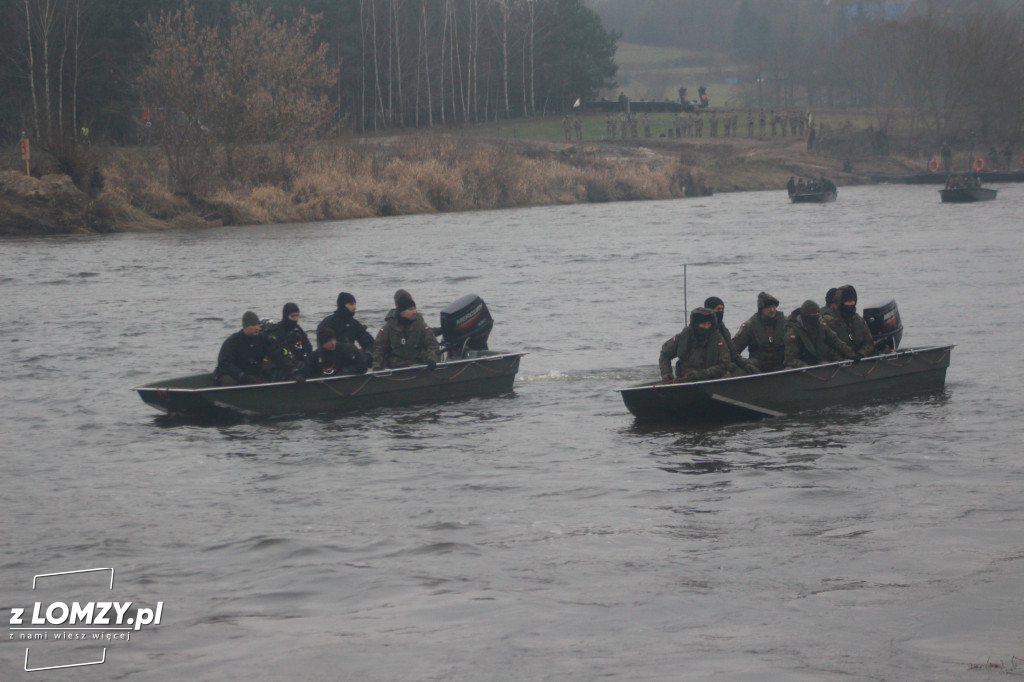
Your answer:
704;296;756;374
732;291;788;373
823;285;876;357
372;289;439;370
659;307;735;382
784;300;857;368
819;287;840;328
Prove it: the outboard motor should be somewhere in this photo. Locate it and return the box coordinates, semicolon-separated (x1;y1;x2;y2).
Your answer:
440;294;493;358
863;299;903;351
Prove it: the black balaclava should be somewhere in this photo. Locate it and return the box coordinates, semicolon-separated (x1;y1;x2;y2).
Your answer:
337;292;356;308
839;285;857;318
704;296;725;324
690;307;716;340
281;302;300;329
799;300;820;329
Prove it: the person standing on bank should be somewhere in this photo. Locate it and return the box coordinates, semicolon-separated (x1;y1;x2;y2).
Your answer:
784;300;857;368
659;307;735;383
823;285;876;357
213;311;302;385
318;292;375;369
732;292;787;373
372;290;439;371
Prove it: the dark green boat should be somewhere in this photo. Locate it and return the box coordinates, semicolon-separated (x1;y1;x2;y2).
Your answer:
135;350;524;420
619;345;952;424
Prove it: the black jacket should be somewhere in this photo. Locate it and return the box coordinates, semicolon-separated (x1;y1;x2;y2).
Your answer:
265;320;313;374
214;331;290;383
312;345;368;377
318;309;374;352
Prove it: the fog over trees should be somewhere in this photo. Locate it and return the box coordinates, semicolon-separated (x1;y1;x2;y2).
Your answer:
589;0;1024;142
1;0;1021;167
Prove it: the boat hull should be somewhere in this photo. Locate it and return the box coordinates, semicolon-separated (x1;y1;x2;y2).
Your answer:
940;187;997;202
790;191;836;203
619;345;952;424
874;170;1024;184
135;351;523;419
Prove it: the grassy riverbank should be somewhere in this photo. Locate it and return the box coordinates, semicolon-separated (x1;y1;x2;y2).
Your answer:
1;114;935;236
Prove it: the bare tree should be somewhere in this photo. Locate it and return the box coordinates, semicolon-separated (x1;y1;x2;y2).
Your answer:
140;1;335;191
486;0;512;119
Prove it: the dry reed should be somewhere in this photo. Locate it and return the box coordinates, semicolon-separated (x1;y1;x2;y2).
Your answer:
41;136;721;231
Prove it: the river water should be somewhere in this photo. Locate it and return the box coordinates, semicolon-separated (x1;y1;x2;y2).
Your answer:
2;183;1023;681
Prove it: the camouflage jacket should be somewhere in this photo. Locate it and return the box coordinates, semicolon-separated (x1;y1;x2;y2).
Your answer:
659;327;734;382
372;315;439;370
715;321;753;370
823;310;875;357
784;312;854;368
732;311;788;372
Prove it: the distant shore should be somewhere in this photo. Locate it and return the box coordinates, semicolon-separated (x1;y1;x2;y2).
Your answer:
1;129;933;237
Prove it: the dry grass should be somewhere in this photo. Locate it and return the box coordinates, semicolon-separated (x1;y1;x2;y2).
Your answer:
81;135;719;230
9;111;938;234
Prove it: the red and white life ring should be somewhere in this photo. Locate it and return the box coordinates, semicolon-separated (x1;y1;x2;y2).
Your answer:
928;159;940;172
973;158;985;171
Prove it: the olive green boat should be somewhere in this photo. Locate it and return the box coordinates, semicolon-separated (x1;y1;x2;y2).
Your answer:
619;345;952;424
135;350;524;420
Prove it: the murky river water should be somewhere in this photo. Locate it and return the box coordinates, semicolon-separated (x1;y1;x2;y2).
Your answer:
2;183;1023;680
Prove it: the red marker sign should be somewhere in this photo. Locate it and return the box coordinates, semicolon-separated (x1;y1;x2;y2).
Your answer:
20;138;30;175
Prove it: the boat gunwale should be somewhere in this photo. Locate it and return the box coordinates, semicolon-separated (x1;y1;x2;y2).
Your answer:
615;344;954;394
134;351;527;394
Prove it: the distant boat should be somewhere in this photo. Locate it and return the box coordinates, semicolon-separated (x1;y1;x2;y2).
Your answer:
789;188;837;203
787;176;837;203
940;173;997;203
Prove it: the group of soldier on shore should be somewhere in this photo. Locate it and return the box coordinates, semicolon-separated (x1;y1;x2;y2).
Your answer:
667;108;809;140
659;285;876;384
567;107;811;142
212;290;439;386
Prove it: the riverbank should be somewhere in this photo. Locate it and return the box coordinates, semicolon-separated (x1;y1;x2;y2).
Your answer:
1;128;929;236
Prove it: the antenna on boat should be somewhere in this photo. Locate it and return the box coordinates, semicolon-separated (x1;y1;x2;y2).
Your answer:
683;264;688;320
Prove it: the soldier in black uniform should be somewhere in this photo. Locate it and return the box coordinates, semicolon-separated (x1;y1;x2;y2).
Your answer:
313;327;368;376
213;311;302;385
265;302;313;378
318;292;375;370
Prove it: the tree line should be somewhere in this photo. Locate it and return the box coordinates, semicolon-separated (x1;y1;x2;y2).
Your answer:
0;0;619;155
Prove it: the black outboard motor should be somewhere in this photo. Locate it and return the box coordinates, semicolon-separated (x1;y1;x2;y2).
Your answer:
440;294;493;358
863;299;903;351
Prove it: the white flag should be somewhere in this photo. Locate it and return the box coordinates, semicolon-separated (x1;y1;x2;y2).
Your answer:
573;98;581;109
